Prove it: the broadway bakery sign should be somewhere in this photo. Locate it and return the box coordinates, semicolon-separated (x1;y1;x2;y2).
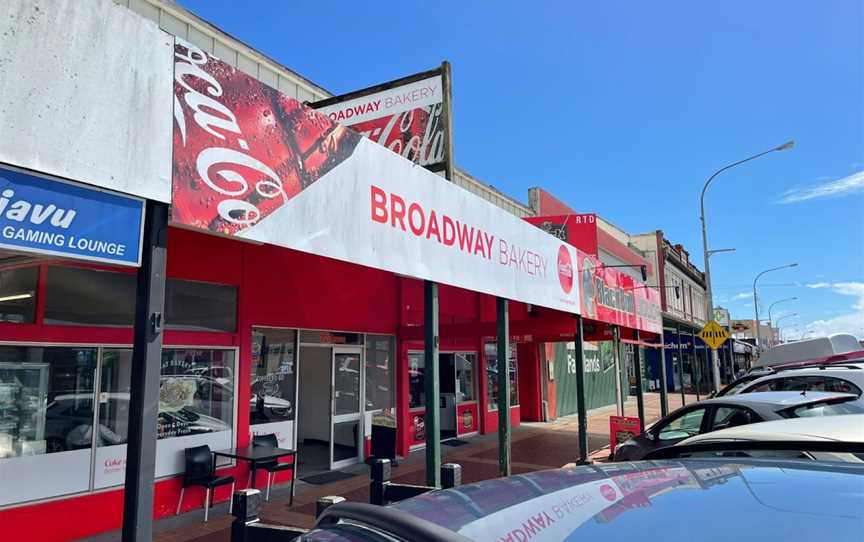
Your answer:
171;39;580;314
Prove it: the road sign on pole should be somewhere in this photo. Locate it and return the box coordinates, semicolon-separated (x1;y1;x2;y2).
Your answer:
698;320;730;350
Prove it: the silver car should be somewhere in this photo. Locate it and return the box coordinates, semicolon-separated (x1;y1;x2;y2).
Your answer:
612;391;864;461
734;364;864;403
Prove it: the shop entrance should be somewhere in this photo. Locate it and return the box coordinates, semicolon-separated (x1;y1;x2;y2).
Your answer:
408;351;478;446
297;344;363;474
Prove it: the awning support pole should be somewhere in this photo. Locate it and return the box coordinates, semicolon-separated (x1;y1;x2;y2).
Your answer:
496;297;511;477
658;334;669;417
122;201;168;542
424;280;441;487
690;331;699;400
634;330;646;433
574;315;589;464
677;325;685;406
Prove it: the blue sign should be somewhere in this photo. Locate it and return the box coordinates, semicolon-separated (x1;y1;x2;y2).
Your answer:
0;166;144;266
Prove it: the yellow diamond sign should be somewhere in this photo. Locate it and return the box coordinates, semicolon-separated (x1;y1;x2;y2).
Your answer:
698;320;730;350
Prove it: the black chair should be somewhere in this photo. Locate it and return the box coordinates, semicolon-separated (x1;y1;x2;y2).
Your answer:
176;444;235;522
252;433;296;505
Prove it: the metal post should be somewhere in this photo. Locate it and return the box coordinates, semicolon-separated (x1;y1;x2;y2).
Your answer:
658;334;669;417
677;325;685;407
633;331;645;433
441;61;455;183
574;316;589;464
122;201;168;542
612;326;624;416
496;297;511;477
690;331;698;401
424;281;441;487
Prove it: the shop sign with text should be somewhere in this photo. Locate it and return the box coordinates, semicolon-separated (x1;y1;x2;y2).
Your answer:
0;165;144;266
170;40;580;314
311;68;448;171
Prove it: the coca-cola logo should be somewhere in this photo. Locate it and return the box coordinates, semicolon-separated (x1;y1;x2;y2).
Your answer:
557;245;573;294
600;483;617;502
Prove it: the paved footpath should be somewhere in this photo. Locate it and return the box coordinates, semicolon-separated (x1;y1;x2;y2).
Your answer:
81;392;696;542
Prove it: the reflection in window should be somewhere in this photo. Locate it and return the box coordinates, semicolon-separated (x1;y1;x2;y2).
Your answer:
365;335;395;412
165;279;238;332
45;266;135;326
456;353;476;402
0;346;97;458
485;342;518;410
0;266;38;323
98;349;132;446
250;328;296;425
408;353;424;409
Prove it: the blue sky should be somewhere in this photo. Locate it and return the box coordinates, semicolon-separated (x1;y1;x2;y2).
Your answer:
180;0;863;339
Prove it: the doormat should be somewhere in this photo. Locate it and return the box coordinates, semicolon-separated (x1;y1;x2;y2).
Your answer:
301;470;358;485
443;439;469;447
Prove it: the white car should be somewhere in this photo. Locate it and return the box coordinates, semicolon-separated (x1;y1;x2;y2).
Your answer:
735;364;864;404
676;414;864;463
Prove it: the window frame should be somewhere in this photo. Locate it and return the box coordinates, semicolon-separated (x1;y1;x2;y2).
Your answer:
707;404;762;432
651;405;710;441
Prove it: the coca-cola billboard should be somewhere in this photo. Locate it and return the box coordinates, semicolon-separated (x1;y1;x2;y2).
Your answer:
310;66;450;172
170;39;581;315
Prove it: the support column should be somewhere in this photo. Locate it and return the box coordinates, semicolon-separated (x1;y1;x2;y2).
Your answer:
424;281;440;487
690;331;698;401
574;315;589;464
612;326;624;416
633;331;645;433
496;297;511;477
677;325;685;407
122;201;168;542
658;334;669;417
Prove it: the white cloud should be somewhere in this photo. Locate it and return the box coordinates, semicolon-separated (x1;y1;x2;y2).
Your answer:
730;292;751;301
806;282;830;289
777;170;864;204
800;282;864;340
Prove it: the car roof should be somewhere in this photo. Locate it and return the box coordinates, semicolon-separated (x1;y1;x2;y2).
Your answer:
382;460;864;542
740;366;864;390
699;390;857;407
680;414;864;444
753;334;863;369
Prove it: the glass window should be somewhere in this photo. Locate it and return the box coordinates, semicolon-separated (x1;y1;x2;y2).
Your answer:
784;399;864;418
485;342;518;410
657;408;705;440
333;352;361;416
97;349;132;446
365;335;395;411
158;349;235;439
0;266;38;323
408;352;424;409
456;353;476;402
45;266;135;326
746;379;783;393
711;406;759;431
250;328;296;425
822;377;862;395
165;279;237;332
0;346;97;458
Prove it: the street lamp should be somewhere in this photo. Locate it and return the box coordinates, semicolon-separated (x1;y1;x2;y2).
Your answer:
700;141;793;390
774;313;797;327
753;263;799;350
768;297;797;330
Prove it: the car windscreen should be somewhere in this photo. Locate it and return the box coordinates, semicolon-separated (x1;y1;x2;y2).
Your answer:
782;398;864;418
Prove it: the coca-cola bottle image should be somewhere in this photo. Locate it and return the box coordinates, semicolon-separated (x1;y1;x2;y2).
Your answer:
171;40;361;236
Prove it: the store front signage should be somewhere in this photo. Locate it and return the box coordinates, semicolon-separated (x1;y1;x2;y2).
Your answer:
311;69;447;170
170;40;581;315
0;165;144;266
577;251;662;334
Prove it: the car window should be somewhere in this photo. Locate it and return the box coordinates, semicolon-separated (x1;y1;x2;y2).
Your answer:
821;377;862;395
657;408;706;440
783;399;864;418
746;379;783;393
721;377;759;396
710;406;760;431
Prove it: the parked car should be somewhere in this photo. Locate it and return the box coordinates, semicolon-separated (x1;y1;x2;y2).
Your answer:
733;364;864;400
713;369;774;397
671;414;864;463
301;455;864;541
612;391;863;461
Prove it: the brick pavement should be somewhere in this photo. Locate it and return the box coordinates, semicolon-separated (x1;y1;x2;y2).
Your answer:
78;392;697;542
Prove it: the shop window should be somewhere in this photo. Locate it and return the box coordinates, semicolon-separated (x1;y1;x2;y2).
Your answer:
45;266;135;326
365;335;395;411
408;352;424;409
455;353;476;402
299;330;363;345
485;342;518;410
250;328;297;425
165;278;237;332
0;266;38;323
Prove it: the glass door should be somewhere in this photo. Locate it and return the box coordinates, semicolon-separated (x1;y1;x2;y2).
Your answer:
330;347;362;470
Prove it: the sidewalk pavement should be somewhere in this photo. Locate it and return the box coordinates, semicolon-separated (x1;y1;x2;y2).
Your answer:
80;392;697;542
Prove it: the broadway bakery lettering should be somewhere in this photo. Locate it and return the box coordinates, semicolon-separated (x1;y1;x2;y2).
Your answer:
0;186;133;259
370;185;548;278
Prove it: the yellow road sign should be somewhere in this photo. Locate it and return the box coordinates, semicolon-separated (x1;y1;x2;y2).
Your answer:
698;320;730;350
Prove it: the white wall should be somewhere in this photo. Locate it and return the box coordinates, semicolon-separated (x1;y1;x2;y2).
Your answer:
0;0;173;202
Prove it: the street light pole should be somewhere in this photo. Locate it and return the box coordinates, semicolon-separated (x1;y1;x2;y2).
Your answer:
752;263;798;350
700;141;793;391
768;297;798;335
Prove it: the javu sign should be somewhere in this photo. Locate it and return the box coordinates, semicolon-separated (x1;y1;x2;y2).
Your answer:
311;66;450;172
170;40;581;314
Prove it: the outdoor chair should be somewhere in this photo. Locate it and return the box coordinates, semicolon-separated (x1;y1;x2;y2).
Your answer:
176;444;235;522
252;433;297;505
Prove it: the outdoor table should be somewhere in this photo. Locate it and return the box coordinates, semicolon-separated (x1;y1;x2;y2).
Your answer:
212;446;296;488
